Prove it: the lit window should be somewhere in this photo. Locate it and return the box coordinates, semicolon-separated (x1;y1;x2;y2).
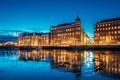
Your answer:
112;31;113;34
106;24;107;26
118;26;120;29
118;31;120;34
106;28;107;30
66;29;67;32
112;27;113;29
97;25;99;27
111;36;113;39
103;36;105;39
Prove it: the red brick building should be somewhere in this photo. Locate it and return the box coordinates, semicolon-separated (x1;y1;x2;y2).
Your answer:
94;18;120;44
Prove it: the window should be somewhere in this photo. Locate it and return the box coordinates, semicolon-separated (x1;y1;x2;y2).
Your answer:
106;24;108;26
118;22;120;24
112;31;113;34
118;31;120;34
103;36;105;39
118;26;120;29
112;27;113;29
111;36;113;39
97;25;99;27
106;28;107;30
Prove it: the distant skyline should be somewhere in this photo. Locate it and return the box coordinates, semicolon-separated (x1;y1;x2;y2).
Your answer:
0;0;120;37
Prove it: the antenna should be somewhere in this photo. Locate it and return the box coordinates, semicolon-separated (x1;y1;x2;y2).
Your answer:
76;10;79;18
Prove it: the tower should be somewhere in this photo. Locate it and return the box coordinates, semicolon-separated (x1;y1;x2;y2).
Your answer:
75;10;81;26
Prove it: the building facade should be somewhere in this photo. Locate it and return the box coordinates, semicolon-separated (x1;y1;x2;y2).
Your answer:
50;17;92;46
18;32;50;46
94;18;120;44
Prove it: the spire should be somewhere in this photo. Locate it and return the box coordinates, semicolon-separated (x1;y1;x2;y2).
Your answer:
76;10;80;20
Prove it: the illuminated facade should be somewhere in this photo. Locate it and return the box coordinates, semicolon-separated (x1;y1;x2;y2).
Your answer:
18;32;50;46
18;17;93;46
50;17;92;46
94;18;120;44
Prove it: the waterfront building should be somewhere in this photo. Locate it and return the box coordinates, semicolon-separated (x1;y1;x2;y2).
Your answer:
50;17;92;46
18;32;50;46
18;33;32;46
40;33;50;46
94;18;120;44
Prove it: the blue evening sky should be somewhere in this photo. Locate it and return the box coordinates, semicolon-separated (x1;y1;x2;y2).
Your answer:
0;0;120;37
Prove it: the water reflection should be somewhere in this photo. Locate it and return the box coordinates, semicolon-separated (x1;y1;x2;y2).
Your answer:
18;50;82;76
49;50;81;76
0;49;120;80
94;51;120;79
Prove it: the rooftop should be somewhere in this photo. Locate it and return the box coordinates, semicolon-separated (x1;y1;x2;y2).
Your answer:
20;32;49;36
97;17;120;23
51;22;74;28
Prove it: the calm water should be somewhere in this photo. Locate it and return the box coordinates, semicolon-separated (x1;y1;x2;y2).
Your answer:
0;49;120;80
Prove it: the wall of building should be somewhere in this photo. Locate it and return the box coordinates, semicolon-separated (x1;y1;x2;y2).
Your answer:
18;33;50;46
50;18;92;46
94;19;120;45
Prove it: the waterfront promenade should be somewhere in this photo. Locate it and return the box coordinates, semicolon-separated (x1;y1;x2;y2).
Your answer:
0;44;119;51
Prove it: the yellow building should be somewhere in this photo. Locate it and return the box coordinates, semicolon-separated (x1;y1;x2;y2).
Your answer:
50;17;92;46
18;32;50;46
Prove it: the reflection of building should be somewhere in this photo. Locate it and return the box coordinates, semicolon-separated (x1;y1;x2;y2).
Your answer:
18;50;49;61
94;51;120;78
50;17;92;46
94;18;120;44
18;49;83;75
18;32;50;46
50;50;81;75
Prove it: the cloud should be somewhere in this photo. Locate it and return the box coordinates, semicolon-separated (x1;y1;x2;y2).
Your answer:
27;28;50;33
0;30;27;36
0;28;50;37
